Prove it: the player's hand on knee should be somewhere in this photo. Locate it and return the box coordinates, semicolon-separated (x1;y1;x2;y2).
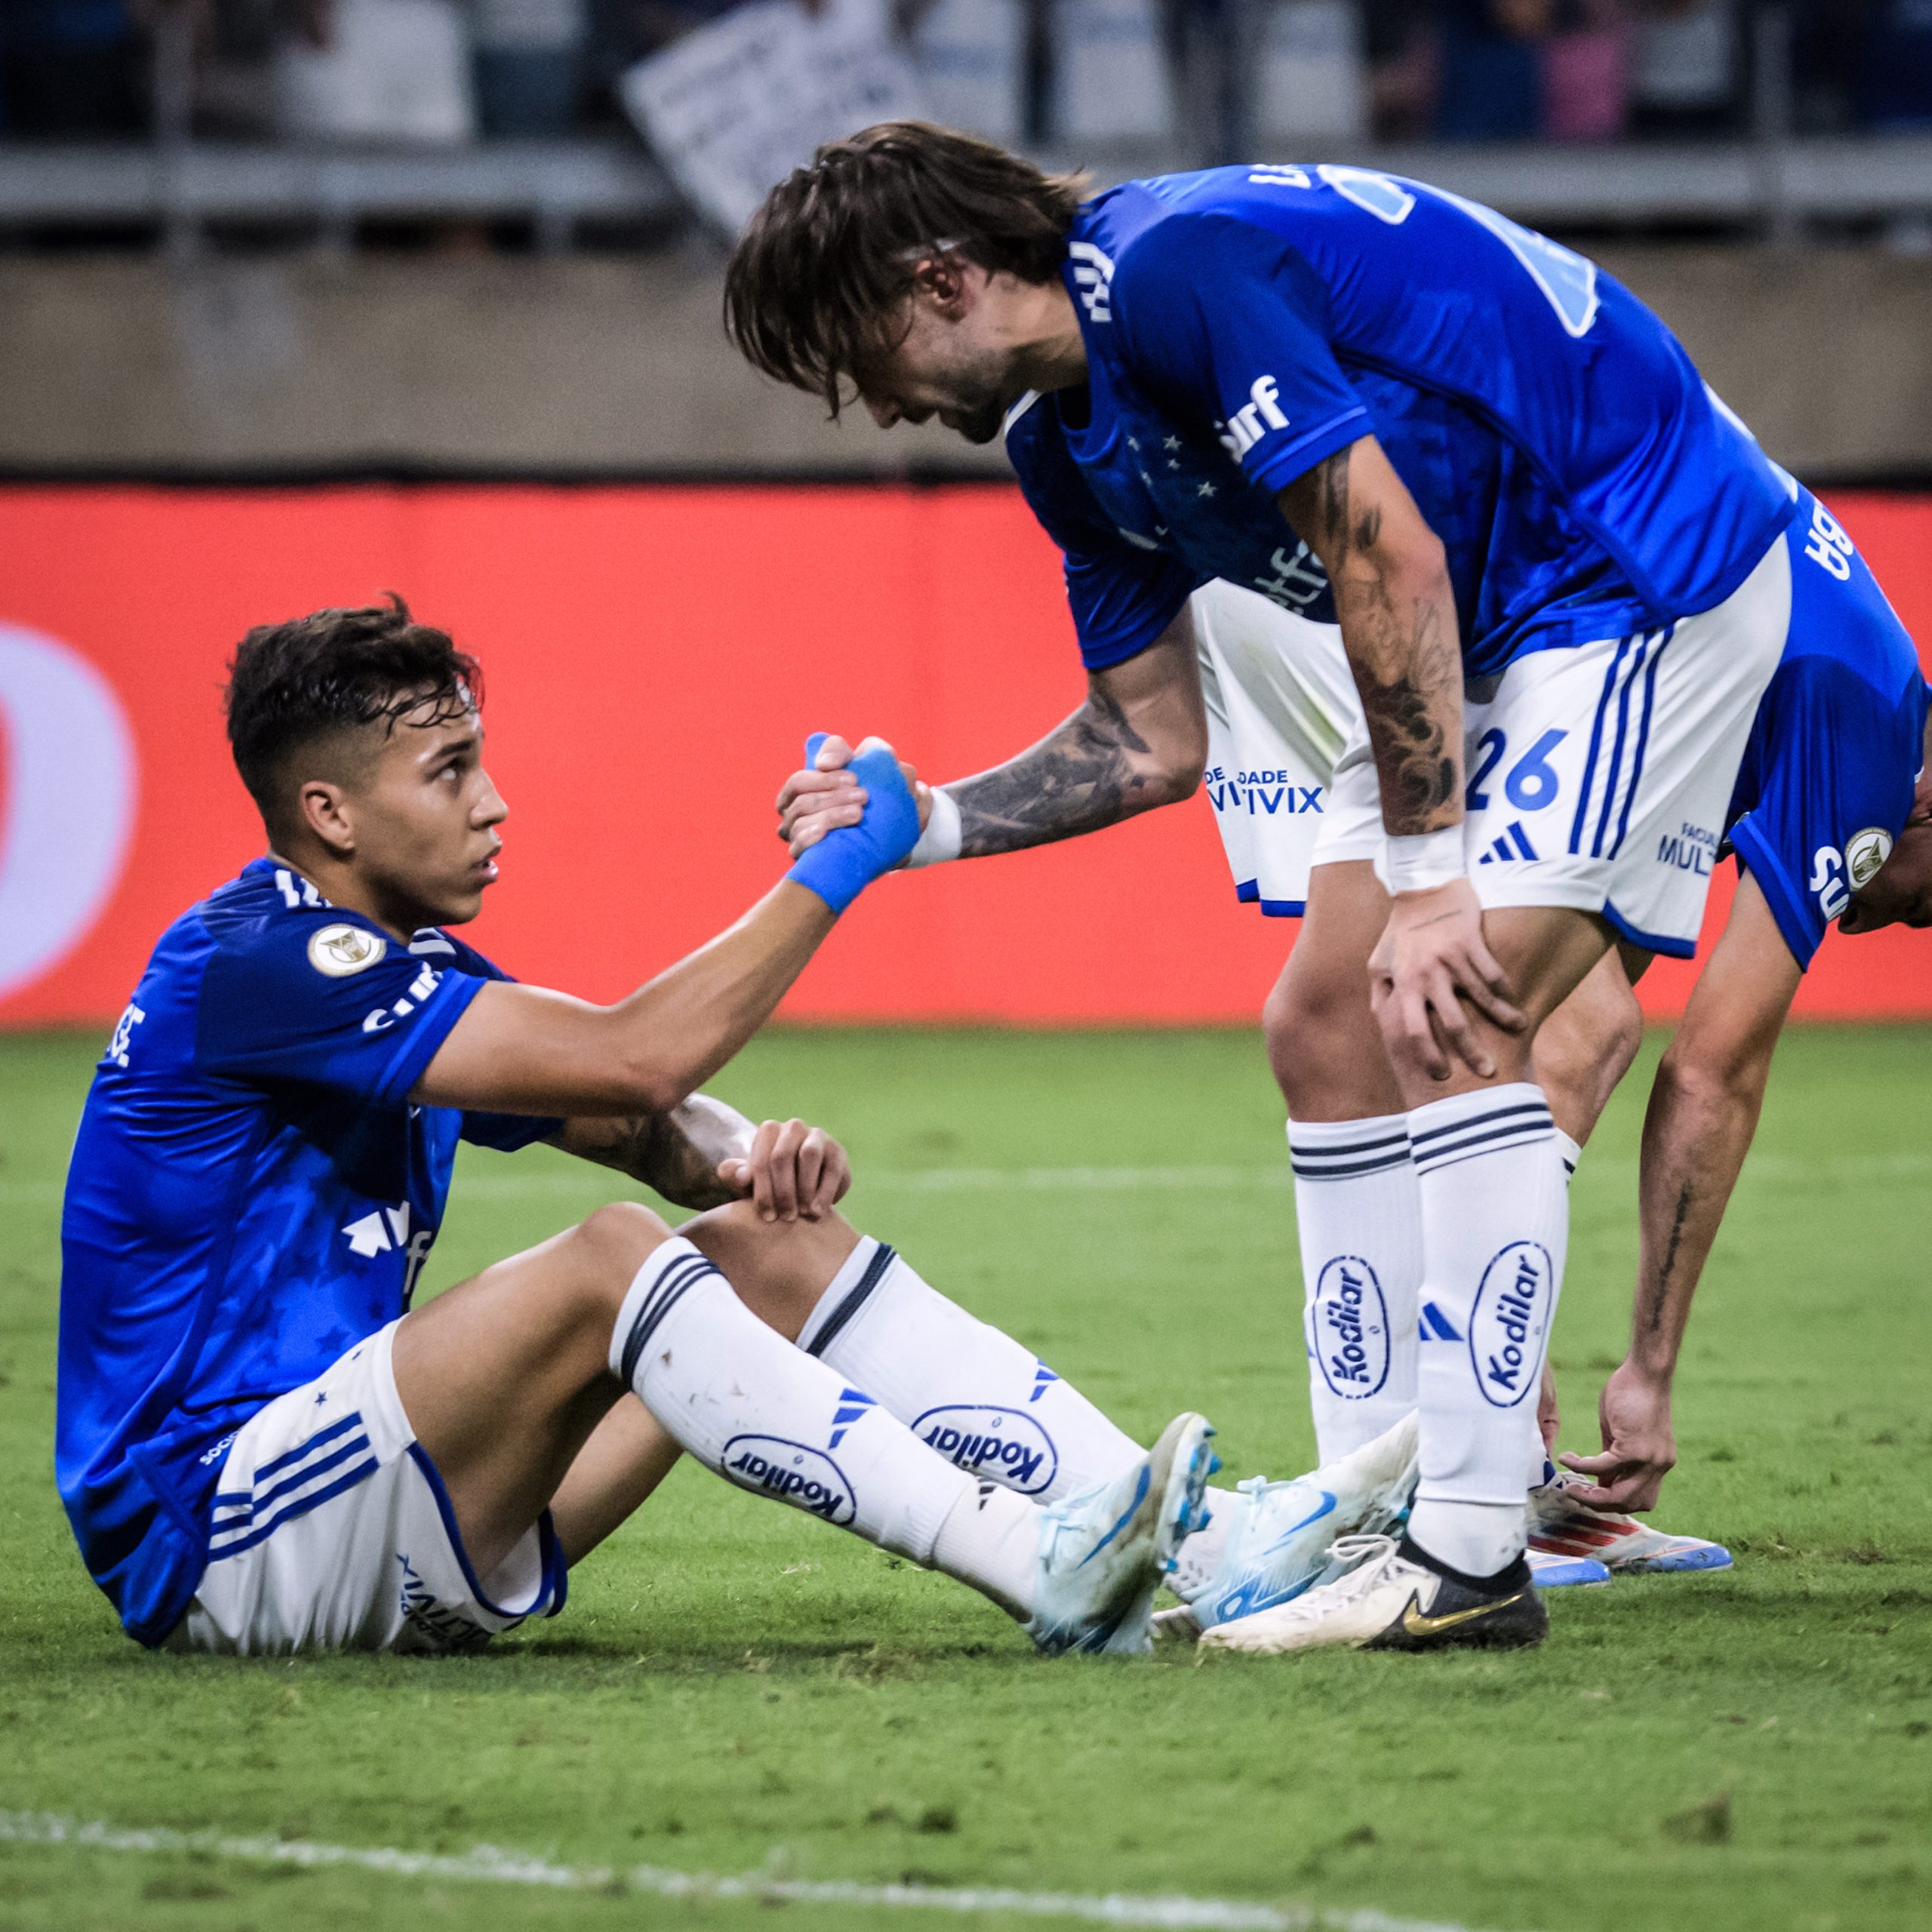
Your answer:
1368;878;1523;1081
1556;1360;1676;1512
720;1117;851;1223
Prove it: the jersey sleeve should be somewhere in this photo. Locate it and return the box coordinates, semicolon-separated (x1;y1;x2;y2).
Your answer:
195;912;487;1109
1004;394;1200;670
1726;659;1927;970
1107;212;1372;497
408;929;568;1149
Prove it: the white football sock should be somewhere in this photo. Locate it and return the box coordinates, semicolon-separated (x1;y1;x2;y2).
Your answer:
931;1480;1040;1619
1554;1128;1582;1180
1287;1114;1423;1463
1404;1084;1567;1578
795;1237;1143;1503
611;1238;972;1568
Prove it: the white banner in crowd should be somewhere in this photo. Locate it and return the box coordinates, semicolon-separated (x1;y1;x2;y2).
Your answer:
620;0;928;235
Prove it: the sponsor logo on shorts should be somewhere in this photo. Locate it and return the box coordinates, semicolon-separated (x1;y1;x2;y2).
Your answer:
1468;1241;1553;1408
1204;769;1324;818
913;1405;1058;1494
395;1552;494;1653
1312;1256;1390;1398
1656;820;1717;876
308;922;386;977
721;1435;856;1524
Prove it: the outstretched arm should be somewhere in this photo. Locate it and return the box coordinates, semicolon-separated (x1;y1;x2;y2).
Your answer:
419;742;920;1120
1278;435;1521;1081
1561;870;1801;1510
777;608;1208;861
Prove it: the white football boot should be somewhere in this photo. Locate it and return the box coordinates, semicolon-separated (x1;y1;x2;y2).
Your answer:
1155;1411;1420;1641
1198;1531;1548;1656
1026;1412;1217;1656
1529;1464;1734;1574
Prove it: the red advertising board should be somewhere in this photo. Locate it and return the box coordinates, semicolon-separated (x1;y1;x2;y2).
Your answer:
1;482;1926;1030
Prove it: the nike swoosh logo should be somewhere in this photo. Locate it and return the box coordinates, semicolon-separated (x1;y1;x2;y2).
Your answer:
1400;1590;1527;1638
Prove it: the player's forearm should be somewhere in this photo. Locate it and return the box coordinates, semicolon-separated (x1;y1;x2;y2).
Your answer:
1627;1045;1773;1382
422;882;832;1118
597;885;832;1113
555;1097;753;1210
1278;441;1463;838
1341;571;1463;838
943;689;1191;859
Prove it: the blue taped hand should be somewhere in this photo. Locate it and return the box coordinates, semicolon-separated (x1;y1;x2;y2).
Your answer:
785;735;921;915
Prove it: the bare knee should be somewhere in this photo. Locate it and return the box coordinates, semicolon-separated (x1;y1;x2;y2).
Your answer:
682;1202;860;1343
1266;955;1399;1121
570;1201;676;1319
1535;953;1645;1142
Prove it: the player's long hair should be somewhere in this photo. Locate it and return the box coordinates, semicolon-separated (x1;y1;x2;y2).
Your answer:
225;595;481;832
724;122;1086;417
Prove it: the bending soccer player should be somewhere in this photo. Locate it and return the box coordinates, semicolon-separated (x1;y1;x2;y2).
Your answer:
60;598;1270;1658
728;125;1872;1652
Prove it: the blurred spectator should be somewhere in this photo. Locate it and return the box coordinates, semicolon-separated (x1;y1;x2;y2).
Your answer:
472;0;588;133
273;0;475;142
1;0;150;136
1435;0;1547;140
1857;0;1932;127
1541;0;1629;142
1364;0;1438;138
1628;0;1739;137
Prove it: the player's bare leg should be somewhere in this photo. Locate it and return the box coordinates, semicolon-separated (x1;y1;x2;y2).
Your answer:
392;1202;1215;1654
1209;897;1611;1655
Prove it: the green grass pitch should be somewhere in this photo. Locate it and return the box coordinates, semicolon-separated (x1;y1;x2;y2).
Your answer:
2;1023;1928;1932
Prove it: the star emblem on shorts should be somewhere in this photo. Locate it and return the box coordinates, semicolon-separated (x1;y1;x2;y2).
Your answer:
1166;458;1180;470
1163;435;1181;451
1197;480;1217;497
1128;435;1141;451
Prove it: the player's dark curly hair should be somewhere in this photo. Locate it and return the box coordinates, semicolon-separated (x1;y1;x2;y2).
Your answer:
225;595;481;829
724;121;1086;417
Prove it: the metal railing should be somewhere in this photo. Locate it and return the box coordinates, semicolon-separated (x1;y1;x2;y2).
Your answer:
2;0;1930;249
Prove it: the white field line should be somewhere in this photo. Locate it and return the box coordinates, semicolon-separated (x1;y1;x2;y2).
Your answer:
1;1151;1927;1208
0;1810;1493;1932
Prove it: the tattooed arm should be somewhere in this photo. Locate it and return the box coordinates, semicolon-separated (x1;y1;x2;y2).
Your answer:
1277;435;1522;1083
551;1094;852;1220
948;613;1207;857
1276;435;1461;836
1560;872;1801;1511
777;609;1208;860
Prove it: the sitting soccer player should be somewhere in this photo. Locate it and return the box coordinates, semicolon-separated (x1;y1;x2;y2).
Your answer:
56;598;1415;1659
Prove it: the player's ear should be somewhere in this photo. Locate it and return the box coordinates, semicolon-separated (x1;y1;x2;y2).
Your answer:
297;777;357;858
912;251;972;314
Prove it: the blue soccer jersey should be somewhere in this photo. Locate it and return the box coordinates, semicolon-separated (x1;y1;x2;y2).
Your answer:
1724;494;1930;969
1013;165;1794;678
58;858;558;1646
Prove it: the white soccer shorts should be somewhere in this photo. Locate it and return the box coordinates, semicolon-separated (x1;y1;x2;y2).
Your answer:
1307;534;1792;955
1194;579;1361;917
166;1320;567;1656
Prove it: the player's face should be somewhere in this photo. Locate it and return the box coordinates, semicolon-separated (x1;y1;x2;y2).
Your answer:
351;700;506;930
1840;816;1932;935
854;273;1026;445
